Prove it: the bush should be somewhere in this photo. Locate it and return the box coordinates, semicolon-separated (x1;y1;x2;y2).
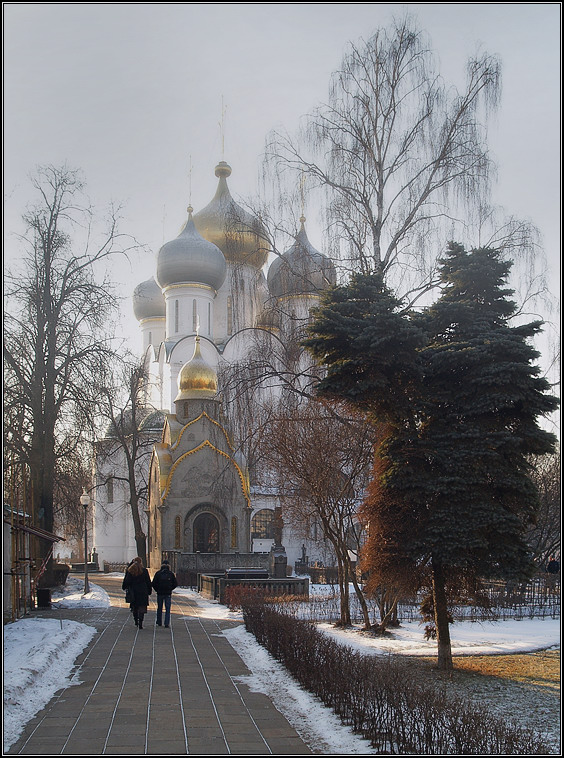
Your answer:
241;596;549;755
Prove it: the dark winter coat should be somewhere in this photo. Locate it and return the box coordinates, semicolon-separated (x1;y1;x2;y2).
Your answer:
122;567;152;611
152;567;178;596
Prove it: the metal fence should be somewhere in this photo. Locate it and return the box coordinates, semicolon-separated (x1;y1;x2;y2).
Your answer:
279;576;560;625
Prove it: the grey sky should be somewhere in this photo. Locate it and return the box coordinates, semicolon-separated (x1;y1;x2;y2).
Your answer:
4;3;561;356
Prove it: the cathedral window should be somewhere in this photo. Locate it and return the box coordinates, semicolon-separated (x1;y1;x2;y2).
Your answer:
207;302;211;335
192;299;197;332
227;295;233;335
251;509;274;539
231;517;237;548
311;520;318;541
174;300;179;333
107;477;114;503
175;515;181;549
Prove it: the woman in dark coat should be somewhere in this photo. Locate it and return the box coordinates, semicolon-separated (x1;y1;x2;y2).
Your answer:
122;557;152;629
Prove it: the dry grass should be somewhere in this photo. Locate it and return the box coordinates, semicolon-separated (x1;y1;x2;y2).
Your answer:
452;647;560;690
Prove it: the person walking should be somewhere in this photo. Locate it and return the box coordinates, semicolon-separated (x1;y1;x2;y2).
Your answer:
152;560;178;628
122;557;152;629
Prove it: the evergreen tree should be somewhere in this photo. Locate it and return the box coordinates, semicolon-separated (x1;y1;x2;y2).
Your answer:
305;272;425;420
306;244;558;670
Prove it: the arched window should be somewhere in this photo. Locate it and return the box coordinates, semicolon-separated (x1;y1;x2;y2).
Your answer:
231;516;237;548
175;516;181;549
193;513;220;553
174;300;179;333
107;477;114;503
207;302;211;335
227;295;233;335
192;299;198;333
251;509;275;539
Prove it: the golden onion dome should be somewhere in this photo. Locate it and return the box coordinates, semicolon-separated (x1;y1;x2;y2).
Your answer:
192;162;269;269
174;337;218;402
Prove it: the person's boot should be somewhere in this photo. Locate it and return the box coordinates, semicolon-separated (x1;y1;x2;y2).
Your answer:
138;614;144;629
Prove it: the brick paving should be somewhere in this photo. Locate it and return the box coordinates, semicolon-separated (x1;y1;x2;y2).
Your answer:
7;575;312;755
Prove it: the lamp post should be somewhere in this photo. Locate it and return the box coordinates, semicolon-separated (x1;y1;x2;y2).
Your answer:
80;489;90;595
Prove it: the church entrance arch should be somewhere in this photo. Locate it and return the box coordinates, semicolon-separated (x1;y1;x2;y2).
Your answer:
193;512;220;553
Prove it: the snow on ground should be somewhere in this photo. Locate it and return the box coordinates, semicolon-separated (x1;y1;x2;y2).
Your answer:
225;623;375;754
3;617;97;751
3;578;110;751
318;616;561;656
50;575;112;608
3;581;560;754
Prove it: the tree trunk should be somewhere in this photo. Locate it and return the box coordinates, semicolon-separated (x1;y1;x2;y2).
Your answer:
349;556;371;630
129;492;147;566
431;556;453;671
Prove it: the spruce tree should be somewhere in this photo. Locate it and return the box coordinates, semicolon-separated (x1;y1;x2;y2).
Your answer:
305;272;425;420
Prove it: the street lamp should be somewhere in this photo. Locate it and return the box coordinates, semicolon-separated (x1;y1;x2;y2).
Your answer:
80;489;90;595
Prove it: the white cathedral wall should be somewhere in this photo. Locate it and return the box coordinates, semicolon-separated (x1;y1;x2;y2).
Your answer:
93;496;139;566
93;445;150;568
214;264;269;343
140;317;166;354
164;285;216;341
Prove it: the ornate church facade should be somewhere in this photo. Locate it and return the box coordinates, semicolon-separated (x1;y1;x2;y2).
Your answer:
93;160;337;578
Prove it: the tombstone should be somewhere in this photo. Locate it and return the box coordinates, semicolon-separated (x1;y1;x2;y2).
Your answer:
269;543;288;578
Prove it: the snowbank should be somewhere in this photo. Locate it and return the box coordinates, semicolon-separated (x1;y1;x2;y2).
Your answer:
3;618;97;751
51;575;112;608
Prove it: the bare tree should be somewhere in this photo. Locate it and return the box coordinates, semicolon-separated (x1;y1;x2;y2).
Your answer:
265;400;376;629
3;164;132;585
526;451;561;569
93;354;160;566
266;15;545;307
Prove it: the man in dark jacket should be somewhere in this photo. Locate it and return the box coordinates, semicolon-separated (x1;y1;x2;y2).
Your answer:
152;560;178;628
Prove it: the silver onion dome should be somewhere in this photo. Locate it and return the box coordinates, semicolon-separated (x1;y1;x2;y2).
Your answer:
267;218;336;299
132;277;166;321
156;207;227;291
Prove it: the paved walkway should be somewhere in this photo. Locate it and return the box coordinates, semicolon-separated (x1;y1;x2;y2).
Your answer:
7;575;313;755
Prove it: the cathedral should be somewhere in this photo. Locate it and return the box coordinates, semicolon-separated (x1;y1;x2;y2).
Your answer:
93;160;337;580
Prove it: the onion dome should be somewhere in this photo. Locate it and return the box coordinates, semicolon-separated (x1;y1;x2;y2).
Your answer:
132;277;166;321
156;207;226;290
267;217;336;299
193;162;269;269
138;409;166;432
174;337;218;401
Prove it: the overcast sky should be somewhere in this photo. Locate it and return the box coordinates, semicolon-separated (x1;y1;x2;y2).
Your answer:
4;3;561;359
